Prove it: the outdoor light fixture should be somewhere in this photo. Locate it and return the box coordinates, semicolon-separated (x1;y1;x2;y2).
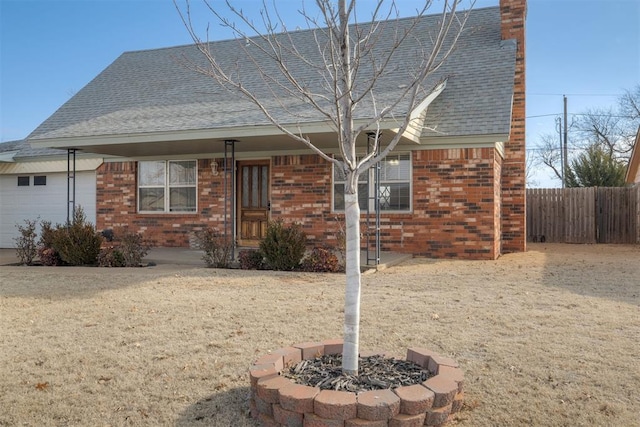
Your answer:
211;160;219;176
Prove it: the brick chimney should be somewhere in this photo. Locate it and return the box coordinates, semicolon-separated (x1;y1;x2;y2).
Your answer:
500;0;527;253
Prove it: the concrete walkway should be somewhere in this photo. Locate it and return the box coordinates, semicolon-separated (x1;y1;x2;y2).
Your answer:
0;247;411;270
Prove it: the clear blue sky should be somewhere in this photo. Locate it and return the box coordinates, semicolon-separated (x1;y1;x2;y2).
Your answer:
1;0;639;187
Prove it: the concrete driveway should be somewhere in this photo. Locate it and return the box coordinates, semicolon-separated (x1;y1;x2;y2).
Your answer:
0;249;18;266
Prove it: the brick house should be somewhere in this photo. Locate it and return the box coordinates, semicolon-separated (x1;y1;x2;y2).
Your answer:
25;1;526;260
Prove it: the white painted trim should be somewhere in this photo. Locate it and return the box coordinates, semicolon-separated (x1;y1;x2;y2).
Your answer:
0;158;104;174
0;151;18;163
28;118;406;149
409;80;448;122
105;138;506;163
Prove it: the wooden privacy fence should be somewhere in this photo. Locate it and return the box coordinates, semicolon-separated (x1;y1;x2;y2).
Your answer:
526;187;640;244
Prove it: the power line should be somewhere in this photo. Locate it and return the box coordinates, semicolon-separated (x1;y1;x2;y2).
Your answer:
529;92;623;97
526;113;635;119
526;113;559;119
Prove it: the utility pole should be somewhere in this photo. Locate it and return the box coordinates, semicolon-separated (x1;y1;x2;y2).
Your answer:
556;117;564;187
563;95;568;184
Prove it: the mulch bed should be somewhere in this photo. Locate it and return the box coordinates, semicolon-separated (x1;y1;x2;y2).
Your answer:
282;354;432;392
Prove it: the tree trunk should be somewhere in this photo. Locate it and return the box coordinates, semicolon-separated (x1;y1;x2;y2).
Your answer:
342;191;361;375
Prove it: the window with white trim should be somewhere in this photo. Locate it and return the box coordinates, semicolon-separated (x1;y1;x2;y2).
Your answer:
333;153;411;212
138;160;197;212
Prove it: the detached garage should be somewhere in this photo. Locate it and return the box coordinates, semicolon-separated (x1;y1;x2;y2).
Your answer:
0;140;101;248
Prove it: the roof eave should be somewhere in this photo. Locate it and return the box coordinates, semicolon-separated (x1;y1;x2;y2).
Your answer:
625;126;640;184
27;117;408;151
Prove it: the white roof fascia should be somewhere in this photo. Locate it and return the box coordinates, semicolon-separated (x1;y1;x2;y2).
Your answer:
0;158;104;175
28;117;406;150
401;79;448;143
0;151;18;163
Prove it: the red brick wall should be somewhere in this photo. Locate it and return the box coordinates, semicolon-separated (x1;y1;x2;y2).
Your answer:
500;0;527;252
96;159;229;247
269;150;500;260
270;154;335;243
384;149;501;259
97;149;501;259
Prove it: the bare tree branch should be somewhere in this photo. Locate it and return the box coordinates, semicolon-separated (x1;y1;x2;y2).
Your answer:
174;0;473;375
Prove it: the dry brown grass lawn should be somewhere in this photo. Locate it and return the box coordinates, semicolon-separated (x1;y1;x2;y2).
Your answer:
1;243;639;426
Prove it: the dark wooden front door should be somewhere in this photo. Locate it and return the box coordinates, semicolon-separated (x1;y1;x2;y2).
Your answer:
238;161;270;246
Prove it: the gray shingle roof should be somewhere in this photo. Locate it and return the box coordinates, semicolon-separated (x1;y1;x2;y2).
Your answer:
0;139;66;159
28;6;515;143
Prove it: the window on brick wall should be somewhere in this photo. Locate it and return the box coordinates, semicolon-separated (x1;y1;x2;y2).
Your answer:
333;153;411;212
138;160;197;212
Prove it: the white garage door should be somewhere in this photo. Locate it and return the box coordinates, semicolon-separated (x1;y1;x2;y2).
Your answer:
0;171;97;248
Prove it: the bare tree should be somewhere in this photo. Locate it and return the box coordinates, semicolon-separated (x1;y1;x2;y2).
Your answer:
525;149;540;188
536;132;564;184
175;0;472;375
574;106;633;158
535;86;640;186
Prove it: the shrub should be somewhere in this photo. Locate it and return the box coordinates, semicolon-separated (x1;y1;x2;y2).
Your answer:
97;229;151;267
37;221;62;266
118;231;151;267
238;249;264;270
53;207;102;266
14;219;38;265
301;247;340;273
194;228;233;268
38;247;62;266
259;220;307;271
98;245;126;267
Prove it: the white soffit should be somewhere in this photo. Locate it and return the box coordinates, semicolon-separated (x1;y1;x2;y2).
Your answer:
0;158;103;174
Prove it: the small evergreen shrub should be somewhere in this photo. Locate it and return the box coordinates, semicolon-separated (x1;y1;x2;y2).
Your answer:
14;219;38;265
52;207;102;266
194;228;233;268
238;249;264;270
98;246;126;267
301;247;340;273
259;220;307;271
37;221;62;266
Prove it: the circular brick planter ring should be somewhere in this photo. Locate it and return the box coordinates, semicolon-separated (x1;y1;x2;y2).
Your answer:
249;339;464;426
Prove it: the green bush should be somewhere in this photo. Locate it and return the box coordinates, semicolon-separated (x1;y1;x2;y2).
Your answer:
52;207;102;266
194;228;233;268
238;249;264;270
259;220;307;271
14;219;38;265
301;247;340;273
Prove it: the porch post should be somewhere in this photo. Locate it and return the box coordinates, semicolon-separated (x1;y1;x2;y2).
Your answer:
366;132;381;266
67;149;77;224
224;140;237;260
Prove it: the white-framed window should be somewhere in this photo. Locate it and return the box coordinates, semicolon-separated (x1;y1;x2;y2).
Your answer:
138;160;197;213
333;153;411;212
